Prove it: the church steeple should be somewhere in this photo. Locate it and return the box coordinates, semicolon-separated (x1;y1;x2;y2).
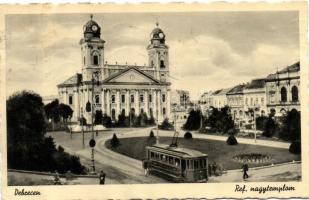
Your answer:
80;14;105;82
147;23;169;83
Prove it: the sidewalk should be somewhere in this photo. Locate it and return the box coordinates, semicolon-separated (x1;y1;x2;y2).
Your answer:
209;162;301;182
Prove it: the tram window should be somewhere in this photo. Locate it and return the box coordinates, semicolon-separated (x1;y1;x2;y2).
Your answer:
150;152;154;158
155;153;159;160
199;160;203;168
194;160;198;169
160;154;163;161
190;160;193;169
186;160;189;169
175;158;180;167
169;157;173;164
204;159;207;168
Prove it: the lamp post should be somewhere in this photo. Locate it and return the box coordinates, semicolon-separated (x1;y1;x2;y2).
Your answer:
88;70;101;174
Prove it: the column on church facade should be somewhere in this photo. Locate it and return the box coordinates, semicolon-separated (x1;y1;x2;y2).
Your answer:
157;90;161;120
287;83;292;103
135;90;140;115
166;90;171;119
74;89;79;121
125;90;130;116
106;89;111;116
101;89;105;114
116;90;120;119
144;90;149;116
153;90;157;119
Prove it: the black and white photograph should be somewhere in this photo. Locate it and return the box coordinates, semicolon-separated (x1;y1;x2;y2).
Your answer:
1;4;306;196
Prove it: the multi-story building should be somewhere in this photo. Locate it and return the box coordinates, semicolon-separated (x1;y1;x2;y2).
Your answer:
242;79;267;123
57;16;171;123
210;88;231;109
171;90;190;109
226;84;246;123
265;62;300;116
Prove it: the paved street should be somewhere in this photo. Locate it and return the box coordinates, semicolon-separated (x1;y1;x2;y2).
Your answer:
47;127;299;184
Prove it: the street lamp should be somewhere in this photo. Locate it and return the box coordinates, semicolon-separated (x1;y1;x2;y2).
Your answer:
86;70;101;174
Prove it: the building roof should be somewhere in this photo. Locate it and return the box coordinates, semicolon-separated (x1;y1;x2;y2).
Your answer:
148;143;207;158
102;66;161;84
227;84;246;95
266;62;300;79
213;87;233;96
57;73;82;87
245;79;266;89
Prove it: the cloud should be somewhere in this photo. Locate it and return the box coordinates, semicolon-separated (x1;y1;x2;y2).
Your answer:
168;35;299;100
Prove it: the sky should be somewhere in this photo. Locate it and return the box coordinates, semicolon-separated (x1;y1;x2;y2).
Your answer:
6;11;299;100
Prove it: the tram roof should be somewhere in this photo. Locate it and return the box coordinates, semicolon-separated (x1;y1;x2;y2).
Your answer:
147;144;207;158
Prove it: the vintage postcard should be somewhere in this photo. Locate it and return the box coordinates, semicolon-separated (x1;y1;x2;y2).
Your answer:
0;2;308;199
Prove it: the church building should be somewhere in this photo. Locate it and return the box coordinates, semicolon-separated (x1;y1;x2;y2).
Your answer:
57;15;171;123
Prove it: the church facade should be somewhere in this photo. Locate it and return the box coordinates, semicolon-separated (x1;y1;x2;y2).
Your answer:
57;16;171;123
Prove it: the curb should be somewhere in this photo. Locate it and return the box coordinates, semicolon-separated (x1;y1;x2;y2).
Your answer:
8;169;99;178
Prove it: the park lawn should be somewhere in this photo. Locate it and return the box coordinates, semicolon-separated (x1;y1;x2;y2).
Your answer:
105;137;300;170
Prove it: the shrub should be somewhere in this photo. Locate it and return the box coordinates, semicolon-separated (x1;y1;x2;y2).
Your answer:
226;135;238;145
110;133;120;148
289;140;301;154
159;118;174;130
149;130;155;138
184;132;193;139
57;145;64;153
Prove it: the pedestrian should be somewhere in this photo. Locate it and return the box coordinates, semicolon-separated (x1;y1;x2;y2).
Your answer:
242;163;249;180
212;162;217;176
208;164;212;177
99;170;106;185
53;170;61;185
142;159;149;176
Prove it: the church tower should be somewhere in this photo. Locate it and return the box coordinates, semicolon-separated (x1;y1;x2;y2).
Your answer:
147;23;169;83
80;15;105;82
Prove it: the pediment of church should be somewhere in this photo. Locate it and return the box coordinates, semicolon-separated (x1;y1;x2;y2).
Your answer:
104;67;159;84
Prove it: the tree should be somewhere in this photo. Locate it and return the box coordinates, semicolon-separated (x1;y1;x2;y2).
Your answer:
79;116;87;126
204;106;235;133
102;114;112;128
44;99;60;123
263;116;277;138
58;103;73;122
279;110;301;141
289;140;301;154
110;133;120;148
226;135;238;145
94;110;103;125
159;118;174;130
7;91;85;174
117;110;127;127
183;109;201;130
149;130;155;138
184;131;193;139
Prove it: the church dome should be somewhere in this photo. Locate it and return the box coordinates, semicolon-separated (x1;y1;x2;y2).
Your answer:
150;23;165;44
83;14;101;39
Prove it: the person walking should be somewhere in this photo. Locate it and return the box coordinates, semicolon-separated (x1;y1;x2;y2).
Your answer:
53;170;61;185
212;162;217;176
99;170;106;185
142;159;149;176
208;164;212;177
242;163;249;180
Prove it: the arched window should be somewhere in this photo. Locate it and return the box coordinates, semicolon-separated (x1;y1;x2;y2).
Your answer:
281;87;287;102
121;109;125;115
292;86;298;102
162;107;166;115
130;95;134;103
160;60;165;68
83;56;86;65
93;55;98;65
111;95;116;103
95;95;100;104
140;108;144;114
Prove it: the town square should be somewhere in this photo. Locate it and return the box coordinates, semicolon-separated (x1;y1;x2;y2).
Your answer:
5;11;301;185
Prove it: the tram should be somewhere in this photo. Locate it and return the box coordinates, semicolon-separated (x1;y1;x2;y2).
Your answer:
144;143;208;183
